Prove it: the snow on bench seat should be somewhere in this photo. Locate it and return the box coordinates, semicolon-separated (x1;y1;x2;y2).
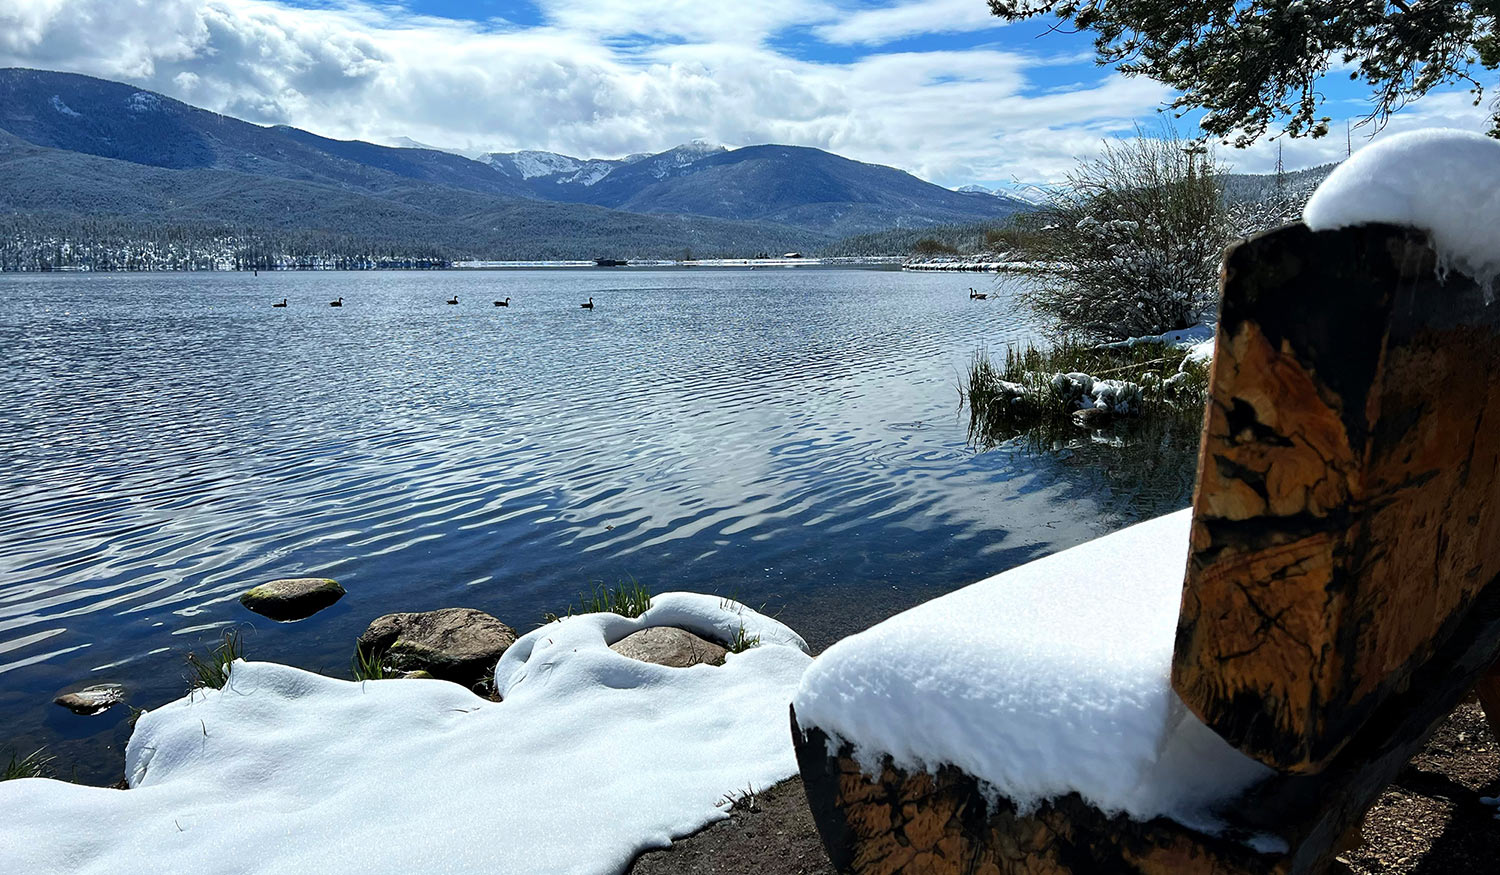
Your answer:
793;510;1271;831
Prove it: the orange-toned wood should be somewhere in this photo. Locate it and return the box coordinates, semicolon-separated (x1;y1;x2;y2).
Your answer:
791;710;1279;875
1175;223;1500;773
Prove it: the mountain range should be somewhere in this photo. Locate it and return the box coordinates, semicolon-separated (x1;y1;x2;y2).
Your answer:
0;68;1029;260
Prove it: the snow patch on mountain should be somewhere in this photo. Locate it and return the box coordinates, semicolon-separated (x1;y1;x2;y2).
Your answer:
50;95;80;118
647;140;728;179
493;150;588;179
126;92;161;114
559;161;617;186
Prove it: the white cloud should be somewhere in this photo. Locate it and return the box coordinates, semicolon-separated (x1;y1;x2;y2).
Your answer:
1216;90;1495;175
815;0;1007;46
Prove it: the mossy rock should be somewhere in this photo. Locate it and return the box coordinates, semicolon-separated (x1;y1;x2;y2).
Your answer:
239;578;345;622
357;608;517;690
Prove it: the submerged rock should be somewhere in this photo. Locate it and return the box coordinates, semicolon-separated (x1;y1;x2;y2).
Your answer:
54;684;126;716
610;627;728;668
1071;407;1114;429
240;577;345;622
357;608;517;689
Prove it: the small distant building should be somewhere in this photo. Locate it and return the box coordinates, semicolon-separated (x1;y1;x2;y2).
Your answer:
782;252;803;259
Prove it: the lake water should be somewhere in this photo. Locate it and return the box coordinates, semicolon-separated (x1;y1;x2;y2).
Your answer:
0;268;1192;783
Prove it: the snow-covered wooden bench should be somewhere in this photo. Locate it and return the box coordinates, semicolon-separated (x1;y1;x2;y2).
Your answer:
790;217;1500;874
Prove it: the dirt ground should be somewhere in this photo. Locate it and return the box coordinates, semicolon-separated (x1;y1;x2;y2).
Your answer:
630;701;1500;875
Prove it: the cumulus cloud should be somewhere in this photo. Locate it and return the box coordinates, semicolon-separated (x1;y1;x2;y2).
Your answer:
814;0;1007;46
1219;90;1495;175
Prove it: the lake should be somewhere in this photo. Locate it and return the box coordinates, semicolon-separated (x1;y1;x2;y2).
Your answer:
0;267;1194;783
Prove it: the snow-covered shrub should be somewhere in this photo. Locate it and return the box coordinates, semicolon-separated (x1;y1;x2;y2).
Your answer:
1023;127;1230;341
962;339;1209;447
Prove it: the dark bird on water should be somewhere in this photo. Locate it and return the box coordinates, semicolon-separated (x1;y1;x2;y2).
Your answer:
330;298;343;307
446;296;459;305
581;297;595;310
495;298;510;307
969;288;988;300
272;298;287;308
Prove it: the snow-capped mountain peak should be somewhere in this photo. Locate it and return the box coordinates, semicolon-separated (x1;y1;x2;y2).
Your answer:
487;150;587;179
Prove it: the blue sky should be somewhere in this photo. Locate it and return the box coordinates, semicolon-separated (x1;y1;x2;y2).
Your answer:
0;0;1489;190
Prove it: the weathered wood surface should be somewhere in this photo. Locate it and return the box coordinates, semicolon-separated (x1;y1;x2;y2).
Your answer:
791;710;1279;875
1175;222;1500;773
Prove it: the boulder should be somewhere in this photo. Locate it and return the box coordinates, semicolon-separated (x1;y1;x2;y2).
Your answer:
357;608;517;689
1071;407;1114;429
610;627;727;668
54;684;126;716
239;578;345;622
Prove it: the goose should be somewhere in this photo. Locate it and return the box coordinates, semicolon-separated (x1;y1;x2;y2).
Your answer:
580;297;595;310
494;298;510;307
446;296;459;305
969;288;988;300
272;298;287;308
330;298;343;307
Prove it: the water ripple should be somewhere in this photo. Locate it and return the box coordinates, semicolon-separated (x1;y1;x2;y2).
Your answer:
0;267;1125;782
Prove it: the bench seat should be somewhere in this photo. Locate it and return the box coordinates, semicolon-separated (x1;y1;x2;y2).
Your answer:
794;509;1271;833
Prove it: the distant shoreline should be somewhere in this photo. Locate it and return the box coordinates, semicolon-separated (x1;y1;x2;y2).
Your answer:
0;257;910;274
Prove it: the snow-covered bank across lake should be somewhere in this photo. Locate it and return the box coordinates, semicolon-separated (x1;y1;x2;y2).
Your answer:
793;511;1271;831
0;594;810;875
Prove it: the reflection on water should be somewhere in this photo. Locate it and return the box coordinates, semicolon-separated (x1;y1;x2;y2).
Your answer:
1001;415;1203;532
1;268;1196;782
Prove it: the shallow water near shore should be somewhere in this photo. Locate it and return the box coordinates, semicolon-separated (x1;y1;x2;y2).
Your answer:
0;268;1195;783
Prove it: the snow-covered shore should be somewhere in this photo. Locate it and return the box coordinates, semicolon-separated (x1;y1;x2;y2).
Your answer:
0;594;810;875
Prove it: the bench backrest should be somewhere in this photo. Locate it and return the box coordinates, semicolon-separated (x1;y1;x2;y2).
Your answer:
1174;221;1500;774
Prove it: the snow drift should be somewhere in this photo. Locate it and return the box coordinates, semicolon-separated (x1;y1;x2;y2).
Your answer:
0;594;810;875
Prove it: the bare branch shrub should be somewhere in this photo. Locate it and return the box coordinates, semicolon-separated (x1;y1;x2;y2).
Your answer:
1023;127;1230;341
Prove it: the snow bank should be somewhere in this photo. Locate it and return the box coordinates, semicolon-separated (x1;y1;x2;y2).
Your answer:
0;594;810;875
1051;372;1143;414
1100;322;1216;371
793;510;1272;829
1303;128;1500;288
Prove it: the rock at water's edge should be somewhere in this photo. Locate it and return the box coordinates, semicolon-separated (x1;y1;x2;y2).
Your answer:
1071;407;1114;429
357;608;517;689
610;626;728;668
239;578;345;622
54;684;127;716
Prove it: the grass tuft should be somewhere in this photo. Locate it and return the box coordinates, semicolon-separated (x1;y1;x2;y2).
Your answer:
725;623;761;654
351;645;389;681
716;784;760;813
2;748;55;781
186;628;244;691
544;578;653;623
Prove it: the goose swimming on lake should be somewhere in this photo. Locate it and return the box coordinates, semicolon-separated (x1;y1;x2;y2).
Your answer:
494;298;510;307
969;287;988;300
272;298;287;308
580;297;595;310
330;298;343;307
446;296;459;305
